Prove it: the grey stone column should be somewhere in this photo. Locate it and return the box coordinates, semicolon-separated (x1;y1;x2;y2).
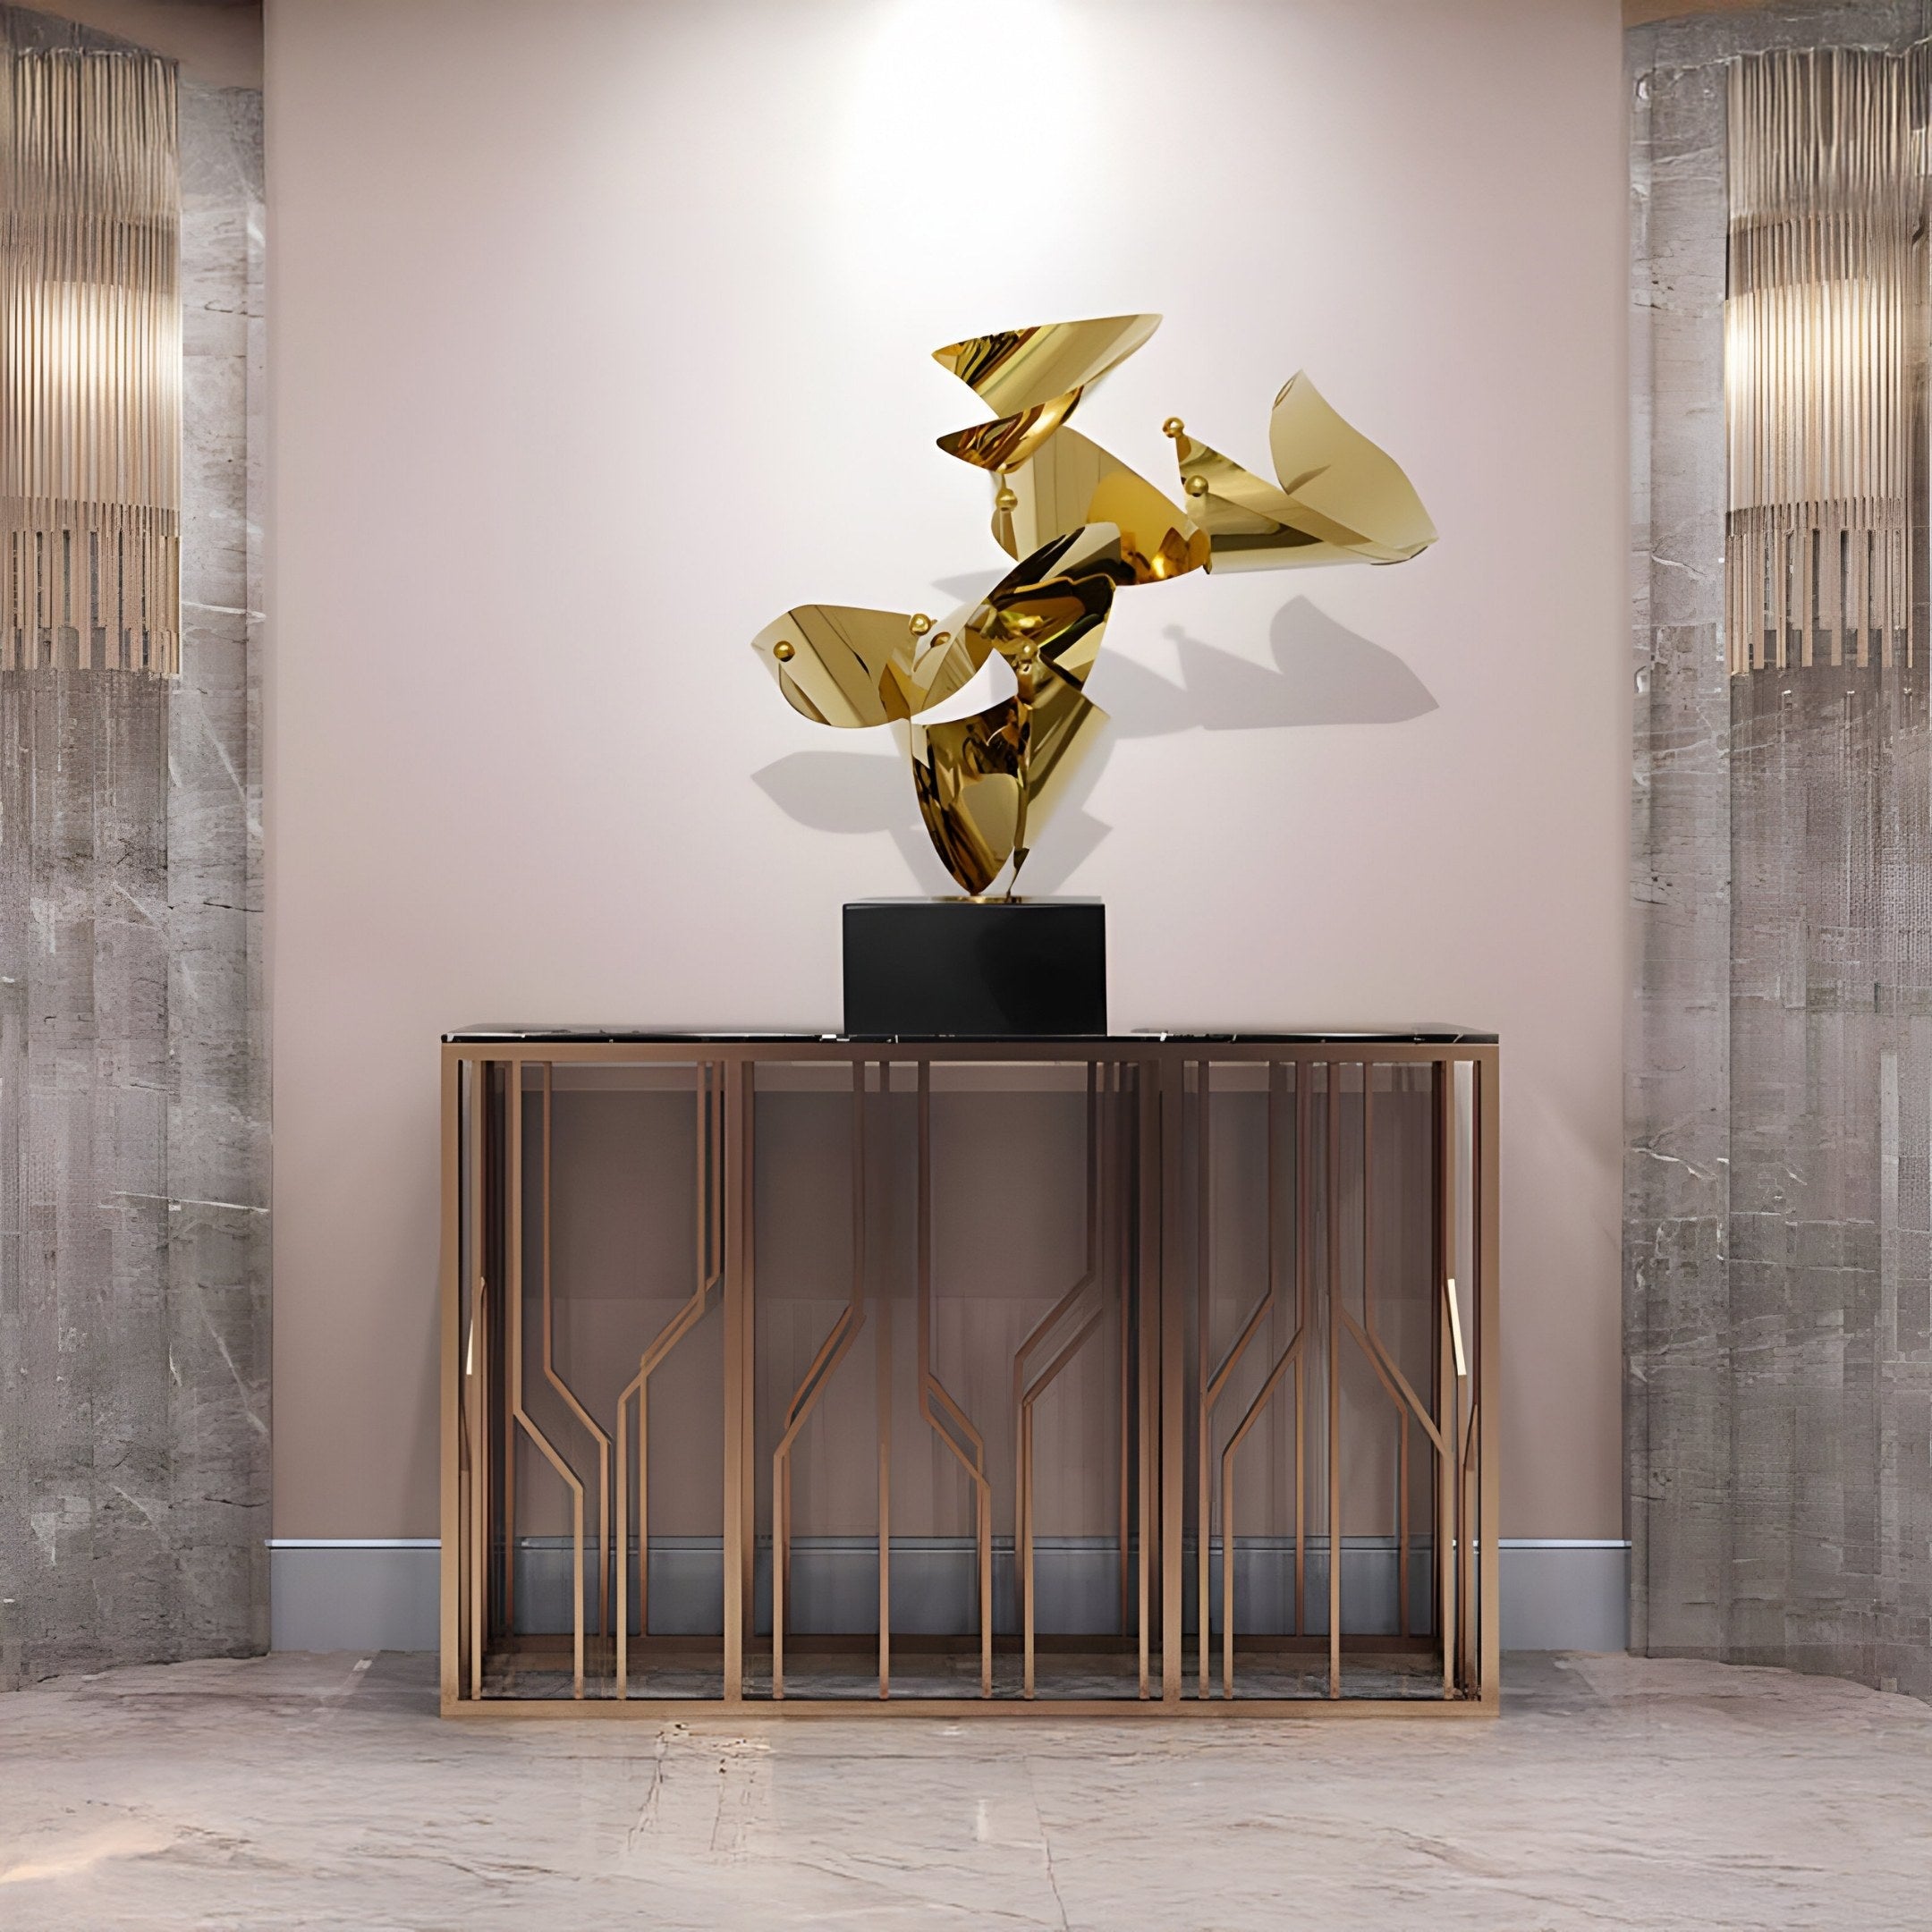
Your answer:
0;15;265;1682
1628;1;1932;1697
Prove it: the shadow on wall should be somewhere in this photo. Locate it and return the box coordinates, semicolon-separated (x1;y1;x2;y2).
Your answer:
752;592;1437;894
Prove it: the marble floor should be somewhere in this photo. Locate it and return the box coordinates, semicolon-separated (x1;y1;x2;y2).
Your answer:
3;1651;1929;1929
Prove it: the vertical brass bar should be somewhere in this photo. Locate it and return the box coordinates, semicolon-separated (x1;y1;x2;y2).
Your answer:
1366;1066;1409;1640
1224;1064;1250;1699
871;1064;891;1701
768;1228;877;1699
1197;1062;1211;1694
1428;1060;1443;1665
504;1066;519;1640
475;1264;490;1697
1216;1063;1307;1699
1018;1284;1037;1699
614;1388;630;1698
506;1065;588;1696
1438;1057;1458;1694
914;1062;994;1697
439;1048;461;1707
1398;1419;1411;1641
518;1067;586;1697
1022;1380;1036;1699
742;1057;758;1692
1223;1064;1275;1694
765;1051;880;1699
771;1063;869;1699
1459;1385;1478;1687
1461;1406;1479;1688
1021;1307;1105;1696
773;1454;787;1700
1477;1049;1501;1703
626;1062;728;1693
538;1065;610;1644
975;1089;994;1699
638;1078;677;1644
1138;1063;1157;1699
1220;1390;1235;1701
1117;1069;1131;1640
1013;1063;1103;1699
723;1057;748;1704
916;1061;931;1689
636;1342;653;1637
1294;1063;1308;1640
1160;1056;1184;1703
1327;1063;1342;1699
468;1062;487;1700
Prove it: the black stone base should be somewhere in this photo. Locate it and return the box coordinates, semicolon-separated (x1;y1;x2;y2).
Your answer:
843;899;1107;1038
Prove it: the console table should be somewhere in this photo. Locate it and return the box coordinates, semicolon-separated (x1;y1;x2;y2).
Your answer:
440;1030;1497;1716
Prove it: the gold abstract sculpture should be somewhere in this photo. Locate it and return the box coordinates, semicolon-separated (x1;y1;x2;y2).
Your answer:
754;316;1436;896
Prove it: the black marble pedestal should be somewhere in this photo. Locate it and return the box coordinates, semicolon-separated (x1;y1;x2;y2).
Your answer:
842;898;1106;1038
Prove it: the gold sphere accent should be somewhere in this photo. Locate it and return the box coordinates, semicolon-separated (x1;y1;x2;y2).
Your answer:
1162;416;1184;438
772;640;795;662
995;487;1019;512
1184;473;1208;497
909;613;932;636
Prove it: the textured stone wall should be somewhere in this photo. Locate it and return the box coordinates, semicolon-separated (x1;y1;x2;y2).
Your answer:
1629;1;1932;1696
0;12;265;1683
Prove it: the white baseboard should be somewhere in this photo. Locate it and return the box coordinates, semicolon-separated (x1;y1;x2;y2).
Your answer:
269;1537;1630;1657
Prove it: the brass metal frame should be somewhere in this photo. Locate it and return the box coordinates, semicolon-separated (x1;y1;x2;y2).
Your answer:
769;1061;871;1700
614;1060;724;1698
919;1063;996;1698
439;1036;1500;1718
1013;1064;1107;1699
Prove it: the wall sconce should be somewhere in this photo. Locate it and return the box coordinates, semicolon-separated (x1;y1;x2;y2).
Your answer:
1;22;180;675
1724;47;1925;677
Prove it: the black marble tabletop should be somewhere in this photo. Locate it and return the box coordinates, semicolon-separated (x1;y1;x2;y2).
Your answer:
443;1025;1497;1046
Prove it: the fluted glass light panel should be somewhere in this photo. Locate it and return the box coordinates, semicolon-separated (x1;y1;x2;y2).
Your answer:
1;18;180;674
1724;47;1926;677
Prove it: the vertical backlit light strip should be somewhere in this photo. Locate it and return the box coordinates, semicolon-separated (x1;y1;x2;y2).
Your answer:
1724;47;1923;677
1;21;180;674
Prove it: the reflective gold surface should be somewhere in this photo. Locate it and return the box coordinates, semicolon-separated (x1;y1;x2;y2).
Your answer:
1168;375;1437;572
756;318;1434;895
993;428;1208;582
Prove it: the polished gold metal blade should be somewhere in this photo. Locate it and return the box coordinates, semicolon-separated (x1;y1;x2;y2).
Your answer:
904;681;1109;898
993;427;1209;583
932;314;1160;417
1168;374;1436;571
970;548;1119;691
753;601;994;728
905;699;1025;896
934;315;1163;477
1016;666;1108;827
1266;372;1436;562
937;392;1081;474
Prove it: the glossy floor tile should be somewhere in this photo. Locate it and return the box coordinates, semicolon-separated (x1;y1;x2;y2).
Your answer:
3;1649;1930;1928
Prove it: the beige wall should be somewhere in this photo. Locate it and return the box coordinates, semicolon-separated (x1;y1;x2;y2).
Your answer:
266;0;1629;1539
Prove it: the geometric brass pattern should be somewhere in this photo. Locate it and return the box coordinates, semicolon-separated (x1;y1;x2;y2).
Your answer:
753;318;1437;895
441;1036;1498;1718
